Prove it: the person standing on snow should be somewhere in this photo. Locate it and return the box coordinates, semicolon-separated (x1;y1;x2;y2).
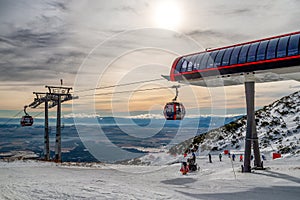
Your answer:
232;154;236;161
219;153;222;162
191;151;196;163
208;153;212;163
187;151;196;165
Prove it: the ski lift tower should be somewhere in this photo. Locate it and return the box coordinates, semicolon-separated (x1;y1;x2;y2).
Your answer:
45;85;73;162
25;81;77;162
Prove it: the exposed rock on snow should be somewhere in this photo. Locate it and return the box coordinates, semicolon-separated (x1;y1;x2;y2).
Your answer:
0;150;39;161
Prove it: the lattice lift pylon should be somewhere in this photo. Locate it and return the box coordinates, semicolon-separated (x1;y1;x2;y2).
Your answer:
26;84;78;162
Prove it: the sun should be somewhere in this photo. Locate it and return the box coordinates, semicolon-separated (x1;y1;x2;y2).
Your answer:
153;1;182;30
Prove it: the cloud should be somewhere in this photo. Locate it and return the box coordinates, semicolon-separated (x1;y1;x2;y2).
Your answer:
113;5;139;15
46;1;68;11
126;113;164;119
0;1;77;83
0;0;299;115
63;113;100;118
289;85;300;89
7;28;63;48
0;13;87;82
183;29;248;48
229;8;252;15
0;36;17;47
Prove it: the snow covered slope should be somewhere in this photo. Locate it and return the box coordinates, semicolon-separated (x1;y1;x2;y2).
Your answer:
169;91;300;156
1;89;299;199
0;156;299;200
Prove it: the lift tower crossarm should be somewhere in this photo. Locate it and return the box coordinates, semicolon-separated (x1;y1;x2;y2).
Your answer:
45;85;72;94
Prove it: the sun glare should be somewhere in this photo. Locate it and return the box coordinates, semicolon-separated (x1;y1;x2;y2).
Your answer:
154;1;182;30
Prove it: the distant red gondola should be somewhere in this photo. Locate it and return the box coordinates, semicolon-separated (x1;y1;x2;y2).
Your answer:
163;102;185;120
163;85;186;120
20;106;34;126
20;115;34;126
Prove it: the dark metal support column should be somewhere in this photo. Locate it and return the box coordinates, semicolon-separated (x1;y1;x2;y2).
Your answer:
44;96;50;160
243;79;263;172
243;81;254;172
55;95;62;162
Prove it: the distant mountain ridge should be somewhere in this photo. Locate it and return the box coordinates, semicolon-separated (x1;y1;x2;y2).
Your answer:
169;91;300;156
0;114;240;162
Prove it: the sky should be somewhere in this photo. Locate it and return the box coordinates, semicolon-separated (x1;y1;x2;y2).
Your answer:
0;0;300;118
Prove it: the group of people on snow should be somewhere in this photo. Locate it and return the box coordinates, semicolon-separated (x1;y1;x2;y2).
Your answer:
180;144;199;175
207;152;238;163
180;148;267;175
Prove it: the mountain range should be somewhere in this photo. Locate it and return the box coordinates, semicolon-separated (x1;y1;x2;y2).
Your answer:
0;115;240;162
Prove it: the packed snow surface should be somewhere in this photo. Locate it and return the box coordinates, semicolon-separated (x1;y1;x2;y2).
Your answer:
0;155;299;200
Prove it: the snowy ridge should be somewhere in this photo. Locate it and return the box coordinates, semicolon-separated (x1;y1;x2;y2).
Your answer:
0;151;39;161
169;91;300;156
124;113;165;119
63;113;101;118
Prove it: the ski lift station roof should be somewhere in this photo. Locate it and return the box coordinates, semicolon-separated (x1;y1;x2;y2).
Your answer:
169;31;300;87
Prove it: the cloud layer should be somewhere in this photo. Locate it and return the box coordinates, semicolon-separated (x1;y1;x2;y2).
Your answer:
0;0;299;115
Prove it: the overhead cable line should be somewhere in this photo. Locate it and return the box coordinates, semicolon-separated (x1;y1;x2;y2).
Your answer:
2;78;168;124
81;85;184;97
1;110;23;125
74;78;165;93
2;108;43;126
33;111;44;118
